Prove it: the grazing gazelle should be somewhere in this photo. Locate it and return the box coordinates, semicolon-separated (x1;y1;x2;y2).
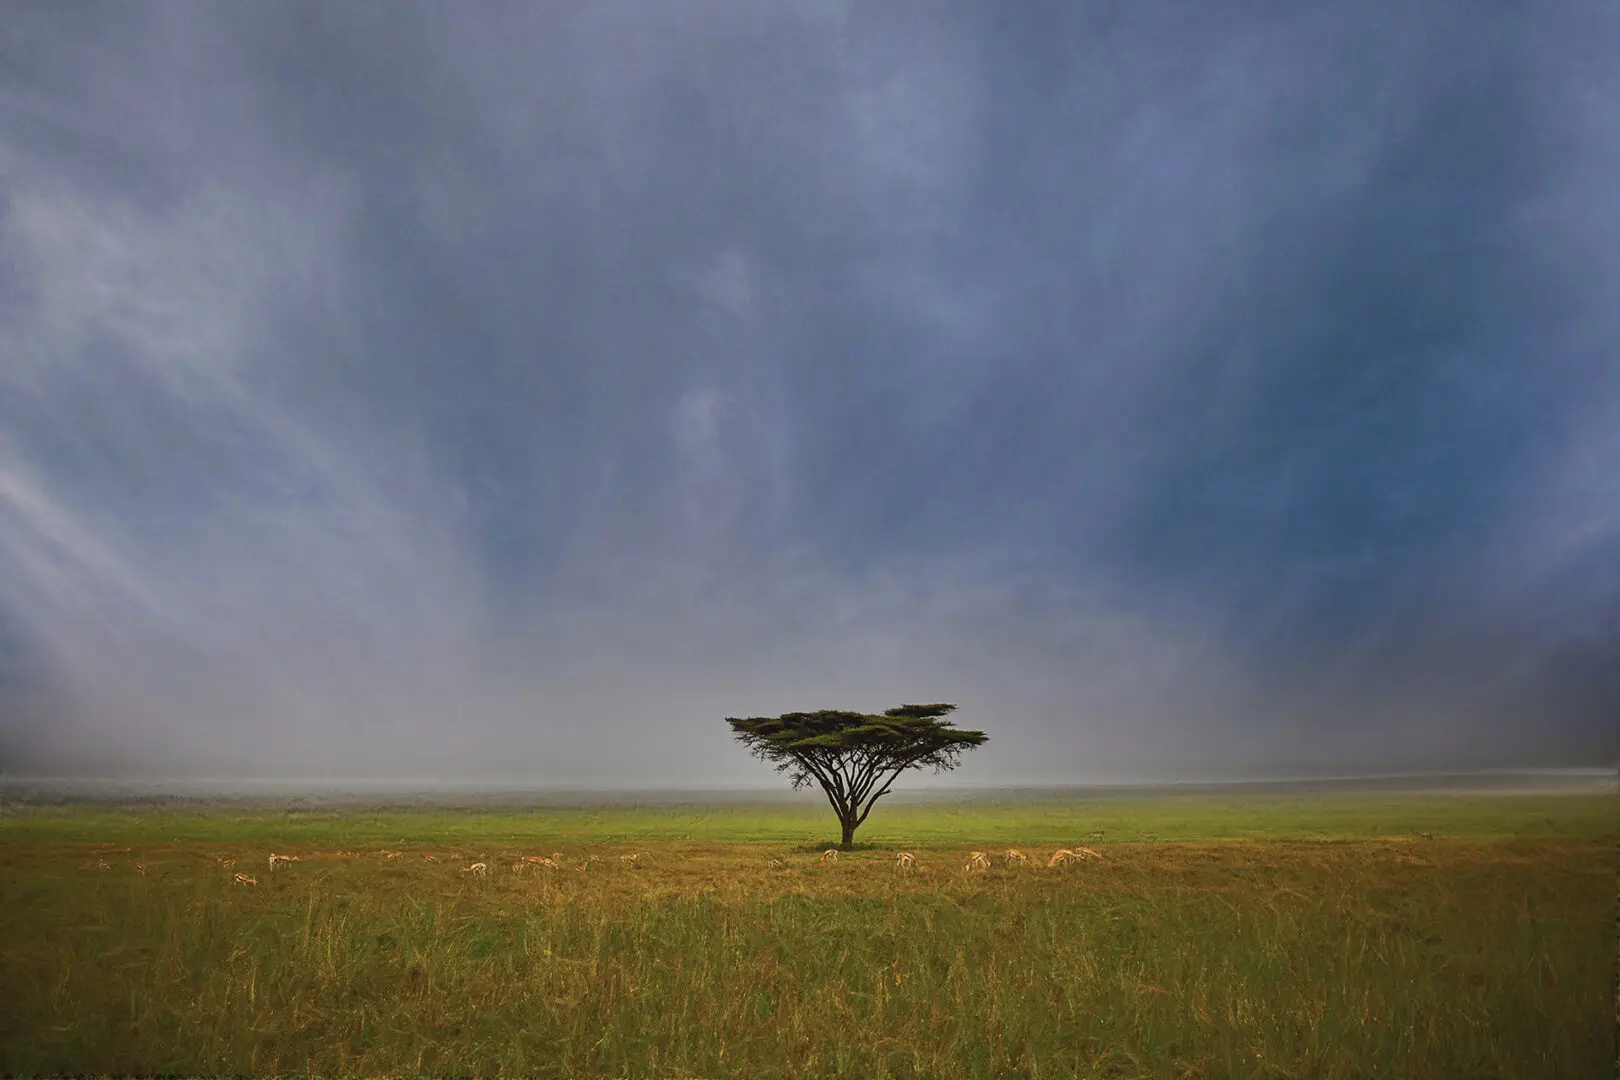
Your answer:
766;858;785;869
965;851;991;871
132;861;147;875
268;853;300;871
463;862;487;878
1048;848;1079;867
523;855;561;871
894;851;917;871
422;854;441;863
232;872;259;886
619;853;646;867
820;849;839;864
1004;849;1028;865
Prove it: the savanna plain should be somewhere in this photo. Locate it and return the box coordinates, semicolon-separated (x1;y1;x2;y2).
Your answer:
1;791;1615;1079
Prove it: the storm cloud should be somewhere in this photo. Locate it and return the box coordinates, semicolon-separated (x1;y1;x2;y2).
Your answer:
1;1;1615;784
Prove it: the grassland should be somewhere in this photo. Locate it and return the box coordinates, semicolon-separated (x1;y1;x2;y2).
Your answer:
1;793;1614;1078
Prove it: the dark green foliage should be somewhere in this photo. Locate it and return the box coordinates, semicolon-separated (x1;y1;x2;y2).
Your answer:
726;704;988;847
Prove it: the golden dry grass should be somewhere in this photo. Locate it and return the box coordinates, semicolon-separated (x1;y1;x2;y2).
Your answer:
0;798;1613;1078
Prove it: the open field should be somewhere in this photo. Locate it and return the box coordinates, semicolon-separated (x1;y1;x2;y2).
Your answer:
1;793;1615;1078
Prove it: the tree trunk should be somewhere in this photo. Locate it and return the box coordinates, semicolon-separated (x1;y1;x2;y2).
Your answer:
840;819;856;849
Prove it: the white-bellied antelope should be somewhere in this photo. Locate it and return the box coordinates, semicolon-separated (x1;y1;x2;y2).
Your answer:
894;851;917;871
1004;849;1028;865
1049;849;1079;867
820;849;839;863
966;851;990;871
619;853;645;867
268;853;300;871
463;862;487;878
1074;846;1102;860
766;857;784;869
233;872;258;886
423;854;440;863
383;850;405;860
132;861;147;875
523;855;560;871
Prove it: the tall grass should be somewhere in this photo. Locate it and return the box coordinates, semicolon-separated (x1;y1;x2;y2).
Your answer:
1;796;1614;1078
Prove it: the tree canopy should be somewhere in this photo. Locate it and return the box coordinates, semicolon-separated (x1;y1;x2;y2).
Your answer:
725;703;988;848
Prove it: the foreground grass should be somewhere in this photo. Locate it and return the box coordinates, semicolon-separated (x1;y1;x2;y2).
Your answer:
0;795;1614;1078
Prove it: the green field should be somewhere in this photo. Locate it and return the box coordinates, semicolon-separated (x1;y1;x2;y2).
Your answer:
2;793;1615;1078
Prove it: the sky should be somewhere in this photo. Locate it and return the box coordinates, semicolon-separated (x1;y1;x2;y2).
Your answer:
0;1;1615;786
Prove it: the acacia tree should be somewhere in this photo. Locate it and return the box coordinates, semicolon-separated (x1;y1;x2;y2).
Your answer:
725;703;988;849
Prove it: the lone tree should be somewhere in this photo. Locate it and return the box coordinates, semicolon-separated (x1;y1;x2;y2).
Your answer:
725;703;988;849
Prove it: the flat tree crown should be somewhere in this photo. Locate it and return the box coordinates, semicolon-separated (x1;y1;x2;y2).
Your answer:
726;703;986;775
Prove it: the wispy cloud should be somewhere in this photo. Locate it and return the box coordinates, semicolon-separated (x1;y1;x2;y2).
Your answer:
0;1;1613;781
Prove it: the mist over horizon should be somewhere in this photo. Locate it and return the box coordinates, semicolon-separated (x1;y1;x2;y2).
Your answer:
2;2;1616;787
2;768;1614;809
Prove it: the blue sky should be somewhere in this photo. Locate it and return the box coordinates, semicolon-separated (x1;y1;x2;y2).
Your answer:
0;1;1615;784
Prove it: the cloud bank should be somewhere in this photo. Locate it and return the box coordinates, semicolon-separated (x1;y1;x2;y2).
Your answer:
1;1;1615;784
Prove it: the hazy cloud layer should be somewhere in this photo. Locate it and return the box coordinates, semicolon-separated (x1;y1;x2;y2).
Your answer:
1;1;1615;784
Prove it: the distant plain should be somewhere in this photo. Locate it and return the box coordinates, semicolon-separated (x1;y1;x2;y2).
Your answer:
1;779;1614;1078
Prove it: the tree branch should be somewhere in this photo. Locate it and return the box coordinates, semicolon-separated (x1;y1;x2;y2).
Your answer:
855;752;930;828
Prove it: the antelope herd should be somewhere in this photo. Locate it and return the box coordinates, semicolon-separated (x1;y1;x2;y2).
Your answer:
98;841;1139;888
